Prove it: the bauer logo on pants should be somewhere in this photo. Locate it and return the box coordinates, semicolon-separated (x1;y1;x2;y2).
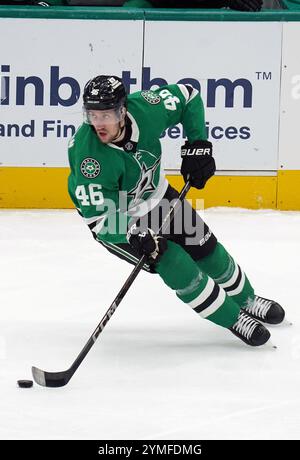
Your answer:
80;158;101;178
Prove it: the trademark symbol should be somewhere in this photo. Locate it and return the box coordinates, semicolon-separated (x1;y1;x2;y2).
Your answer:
256;72;272;81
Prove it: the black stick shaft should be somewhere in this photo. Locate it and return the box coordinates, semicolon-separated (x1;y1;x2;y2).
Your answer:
67;182;191;379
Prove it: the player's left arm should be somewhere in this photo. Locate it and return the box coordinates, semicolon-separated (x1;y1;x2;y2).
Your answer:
157;83;206;141
159;83;216;190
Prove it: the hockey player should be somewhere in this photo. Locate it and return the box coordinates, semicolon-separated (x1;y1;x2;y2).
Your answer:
68;75;285;347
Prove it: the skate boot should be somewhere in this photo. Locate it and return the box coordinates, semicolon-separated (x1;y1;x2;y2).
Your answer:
230;311;271;346
243;295;285;325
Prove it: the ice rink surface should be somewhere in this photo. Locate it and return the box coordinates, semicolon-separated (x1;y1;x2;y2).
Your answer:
1;207;300;440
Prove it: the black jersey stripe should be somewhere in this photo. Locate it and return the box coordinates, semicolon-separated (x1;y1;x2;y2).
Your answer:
184;84;194;98
194;283;220;314
87;221;97;231
99;240;152;272
224;265;242;293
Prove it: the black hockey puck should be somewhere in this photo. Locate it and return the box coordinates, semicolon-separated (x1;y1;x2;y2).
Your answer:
17;380;33;388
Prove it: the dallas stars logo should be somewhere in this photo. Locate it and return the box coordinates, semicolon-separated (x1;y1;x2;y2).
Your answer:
141;91;161;105
128;158;160;205
80;158;101;178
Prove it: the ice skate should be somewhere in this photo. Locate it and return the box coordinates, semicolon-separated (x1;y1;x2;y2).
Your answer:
243;295;285;325
230;310;271;346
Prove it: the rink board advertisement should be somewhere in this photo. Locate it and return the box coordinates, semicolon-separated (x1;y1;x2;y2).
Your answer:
0;18;143;167
0;13;299;209
279;22;300;170
277;22;300;209
0;19;281;171
144;21;282;171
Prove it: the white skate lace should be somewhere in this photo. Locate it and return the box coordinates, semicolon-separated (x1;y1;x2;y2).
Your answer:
232;312;258;340
246;296;272;319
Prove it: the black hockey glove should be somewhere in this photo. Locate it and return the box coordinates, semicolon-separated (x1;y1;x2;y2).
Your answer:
127;225;167;262
180;140;216;190
226;0;262;11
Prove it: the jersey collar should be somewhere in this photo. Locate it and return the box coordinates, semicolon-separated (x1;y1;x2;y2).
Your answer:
108;111;139;153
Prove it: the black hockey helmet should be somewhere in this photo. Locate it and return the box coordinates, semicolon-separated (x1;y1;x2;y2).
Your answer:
83;75;127;111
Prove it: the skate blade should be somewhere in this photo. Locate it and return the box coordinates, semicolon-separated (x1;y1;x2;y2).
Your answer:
265;340;277;350
267;318;292;327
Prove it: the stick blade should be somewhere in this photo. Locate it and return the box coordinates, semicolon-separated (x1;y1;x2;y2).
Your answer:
32;366;71;388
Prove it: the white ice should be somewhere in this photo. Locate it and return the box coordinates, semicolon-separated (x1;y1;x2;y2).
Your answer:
0;208;300;440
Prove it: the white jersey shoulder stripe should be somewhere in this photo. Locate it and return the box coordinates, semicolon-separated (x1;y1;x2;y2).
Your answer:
177;84;199;105
177;84;190;103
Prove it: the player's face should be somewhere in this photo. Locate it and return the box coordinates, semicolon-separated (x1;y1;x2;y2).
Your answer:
87;109;123;143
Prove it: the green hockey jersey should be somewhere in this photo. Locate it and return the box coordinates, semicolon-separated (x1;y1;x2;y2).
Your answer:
68;84;207;244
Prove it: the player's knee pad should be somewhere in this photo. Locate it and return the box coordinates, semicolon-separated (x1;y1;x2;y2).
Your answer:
196;242;232;281
155;240;200;291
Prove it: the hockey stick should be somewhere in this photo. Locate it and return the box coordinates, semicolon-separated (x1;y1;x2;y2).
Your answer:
32;181;191;387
